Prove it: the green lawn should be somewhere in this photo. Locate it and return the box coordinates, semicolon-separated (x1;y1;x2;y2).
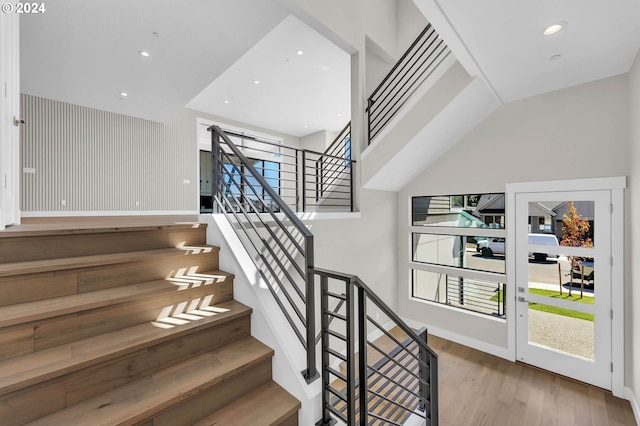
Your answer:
492;288;594;321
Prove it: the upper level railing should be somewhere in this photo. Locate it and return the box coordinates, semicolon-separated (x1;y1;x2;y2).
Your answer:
209;125;438;424
367;23;451;143
315;122;353;211
314;268;438;425
220;129;355;213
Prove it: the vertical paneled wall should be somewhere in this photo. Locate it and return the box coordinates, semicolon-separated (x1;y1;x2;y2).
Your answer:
20;94;198;213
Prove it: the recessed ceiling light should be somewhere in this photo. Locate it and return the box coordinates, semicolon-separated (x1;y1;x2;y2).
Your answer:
253;80;260;85
224;100;230;104
296;50;304;55
543;21;567;36
119;92;128;97
337;113;342;117
138;51;150;57
303;125;308;128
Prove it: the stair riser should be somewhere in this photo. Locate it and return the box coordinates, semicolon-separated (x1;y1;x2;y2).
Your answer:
0;278;234;362
0;316;252;425
0;252;219;307
148;358;272;426
0;227;206;263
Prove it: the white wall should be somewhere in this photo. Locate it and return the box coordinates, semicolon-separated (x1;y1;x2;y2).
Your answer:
397;74;630;356
397;0;429;54
628;49;640;417
302;188;397;307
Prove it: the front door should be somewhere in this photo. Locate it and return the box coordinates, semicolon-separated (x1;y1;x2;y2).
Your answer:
0;12;20;229
515;190;612;390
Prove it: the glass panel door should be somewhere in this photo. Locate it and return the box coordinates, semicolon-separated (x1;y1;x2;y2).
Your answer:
515;190;611;390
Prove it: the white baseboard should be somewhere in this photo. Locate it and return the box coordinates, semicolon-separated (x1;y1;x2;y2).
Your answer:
624;387;640;426
402;317;511;361
21;210;198;217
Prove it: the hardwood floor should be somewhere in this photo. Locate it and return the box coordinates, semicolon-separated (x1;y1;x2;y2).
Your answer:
428;335;636;426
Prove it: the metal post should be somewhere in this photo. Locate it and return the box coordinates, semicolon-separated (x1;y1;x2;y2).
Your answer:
211;129;220;214
358;287;368;425
349;161;355;212
303;238;318;383
295;150;300;212
301;150;307;212
317;275;333;426
346;279;356;425
418;329;428;412
430;351;439;426
367;98;373;144
316;157;321;203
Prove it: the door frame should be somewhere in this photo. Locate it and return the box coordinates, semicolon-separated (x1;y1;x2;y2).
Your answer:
506;177;626;397
0;12;21;229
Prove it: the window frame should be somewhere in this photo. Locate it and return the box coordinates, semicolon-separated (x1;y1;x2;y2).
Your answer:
409;194;508;319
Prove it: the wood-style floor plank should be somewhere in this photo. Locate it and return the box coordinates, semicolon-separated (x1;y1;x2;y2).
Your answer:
428;335;637;426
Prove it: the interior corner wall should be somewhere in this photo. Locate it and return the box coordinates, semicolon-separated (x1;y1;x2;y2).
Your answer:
628;49;640;410
396;0;428;54
396;74;630;354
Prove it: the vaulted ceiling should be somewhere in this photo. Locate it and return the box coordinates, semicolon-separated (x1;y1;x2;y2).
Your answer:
20;0;640;139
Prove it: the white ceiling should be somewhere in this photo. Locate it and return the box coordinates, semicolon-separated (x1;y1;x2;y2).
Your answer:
187;15;351;137
19;0;351;137
20;0;640;138
20;0;291;123
419;0;640;102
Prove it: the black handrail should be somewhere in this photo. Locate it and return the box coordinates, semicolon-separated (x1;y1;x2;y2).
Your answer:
209;125;319;382
313;267;438;426
214;126;355;213
367;23;451;143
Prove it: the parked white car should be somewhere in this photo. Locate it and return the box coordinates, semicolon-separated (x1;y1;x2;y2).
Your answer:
477;238;505;257
477;233;560;261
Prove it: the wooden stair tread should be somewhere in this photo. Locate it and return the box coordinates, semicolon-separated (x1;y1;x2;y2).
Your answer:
25;336;273;426
0;300;251;397
0;219;203;239
193;381;300;426
0;245;220;276
0;270;234;328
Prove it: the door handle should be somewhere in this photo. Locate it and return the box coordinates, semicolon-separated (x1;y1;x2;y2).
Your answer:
518;296;528;303
13;116;25;126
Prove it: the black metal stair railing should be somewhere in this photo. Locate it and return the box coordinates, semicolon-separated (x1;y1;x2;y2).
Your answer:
209;125;319;382
367;23;451;143
210;125;438;424
314;268;438;426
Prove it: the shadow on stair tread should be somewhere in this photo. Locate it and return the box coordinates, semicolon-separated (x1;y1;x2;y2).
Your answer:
0;269;234;329
0;299;252;398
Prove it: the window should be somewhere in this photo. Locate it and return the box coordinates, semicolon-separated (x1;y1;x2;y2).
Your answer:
221;158;281;213
410;193;507;318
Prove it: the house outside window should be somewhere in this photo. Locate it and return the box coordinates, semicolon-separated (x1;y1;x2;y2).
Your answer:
410;193;507;318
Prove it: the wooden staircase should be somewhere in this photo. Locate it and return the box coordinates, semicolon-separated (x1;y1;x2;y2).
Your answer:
0;218;300;425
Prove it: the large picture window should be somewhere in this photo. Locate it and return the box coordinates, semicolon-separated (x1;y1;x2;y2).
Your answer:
410;193;507;318
222;158;281;213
